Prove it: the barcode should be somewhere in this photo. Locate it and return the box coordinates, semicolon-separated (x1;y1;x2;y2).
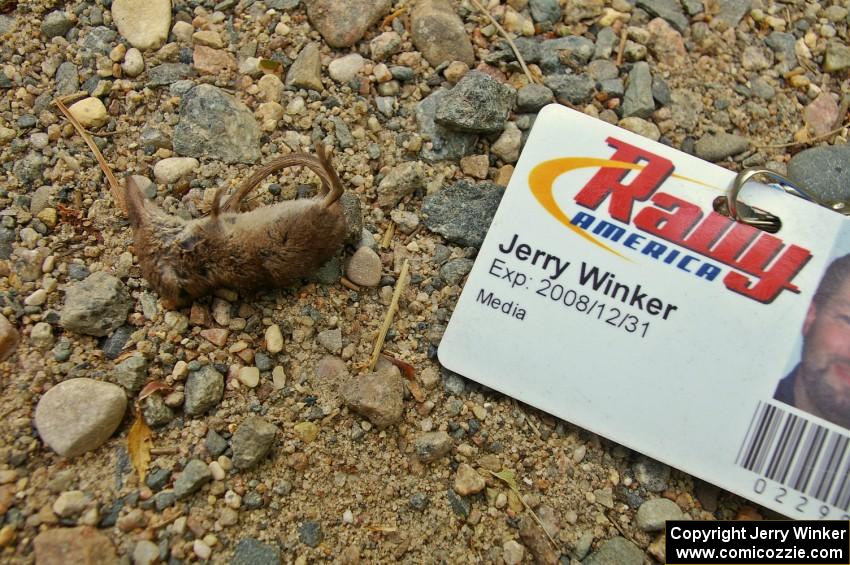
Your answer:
737;402;850;510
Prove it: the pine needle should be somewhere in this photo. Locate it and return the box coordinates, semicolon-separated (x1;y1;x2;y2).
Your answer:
367;259;409;371
54;94;127;215
469;0;538;85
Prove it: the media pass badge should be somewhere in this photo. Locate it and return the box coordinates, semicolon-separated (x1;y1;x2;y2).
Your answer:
438;104;850;519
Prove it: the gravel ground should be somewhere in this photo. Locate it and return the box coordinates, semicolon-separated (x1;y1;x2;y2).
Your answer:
1;0;849;563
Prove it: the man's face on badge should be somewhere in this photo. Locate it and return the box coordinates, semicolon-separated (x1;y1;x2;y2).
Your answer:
800;276;850;427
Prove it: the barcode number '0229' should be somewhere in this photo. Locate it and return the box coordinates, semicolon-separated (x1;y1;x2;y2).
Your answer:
752;477;850;519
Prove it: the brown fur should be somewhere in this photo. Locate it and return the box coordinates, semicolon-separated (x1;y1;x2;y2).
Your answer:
126;147;347;309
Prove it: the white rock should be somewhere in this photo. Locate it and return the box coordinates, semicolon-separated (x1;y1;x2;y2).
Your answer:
491;122;522;163
34;378;127;457
618;117;661;141
328;53;365;83
265;324;284;354
172;21;194;43
257;74;284;102
193;539;211;560
30;322;54;349
193;30;224;48
53;490;92;517
346;247;382;287
68;97;108;129
133;540;160;565
272;366;286;389
503;540;525;565
122;48;145;77
0;314;19;361
112;0;171;50
238;366;260;388
153;157;199;184
25;288;48;306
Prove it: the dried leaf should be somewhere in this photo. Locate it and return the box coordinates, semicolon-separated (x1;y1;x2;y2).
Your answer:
137;380;172;404
490;469;519;492
381;354;416;380
128;412;153;484
258;59;282;73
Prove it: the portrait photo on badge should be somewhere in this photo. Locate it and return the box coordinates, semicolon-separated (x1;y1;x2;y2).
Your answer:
773;243;850;431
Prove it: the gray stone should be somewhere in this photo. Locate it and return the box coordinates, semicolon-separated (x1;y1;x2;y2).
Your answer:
634;456;671;492
13;153;45;184
340;366;404;429
715;0;750;26
600;79;624;97
410;0;475;66
824;41;850;73
486;37;541;65
317;328;342;354
447;489;470;518
145;468;171;491
516;84;554;112
133;540;160;565
61;272;132;337
34;378;127;457
330;116;352;148
338;192;363;245
694;132;749;162
682;0;703;15
81;27;118;57
285;43;323;92
540;36;594;72
232;538;281;565
416;89;478;162
436;71;516;134
594;27;618;59
153;490;176;511
530;0;562;23
414;431;453;462
299;520;323;548
635;498;683;531
423;180;505;247
147;63;196;87
544;74;596;105
231;416;277;469
55;62;80;96
765;32;797;73
173;459;212;499
410;492;429;510
377;161;426;207
573;532;594;560
440;258;474;286
205;429;228;457
0;15;13;36
635;0;688;32
750;77;775;100
113;354;148;394
583;537;644;565
491;122;522;163
173;85;261;164
306;0;391;48
142;394;174;428
670;89;702;130
623;62;655;118
42;11;74;39
184;365;224;416
788;145;850;205
652;76;671;105
587;59;619;81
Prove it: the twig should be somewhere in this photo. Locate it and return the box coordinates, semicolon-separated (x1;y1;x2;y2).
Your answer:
616;27;628;67
753;125;847;149
381;221;395;249
604;508;644;548
150;447;179;456
468;0;538;85
54;95;127;215
340;277;361;291
367;259;410;371
489;470;562;554
513;399;541;437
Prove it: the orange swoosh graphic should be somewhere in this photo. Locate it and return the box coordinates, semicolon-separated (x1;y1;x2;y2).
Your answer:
528;158;716;258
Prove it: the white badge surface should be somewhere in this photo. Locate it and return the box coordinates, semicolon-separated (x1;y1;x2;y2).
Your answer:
439;105;850;519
